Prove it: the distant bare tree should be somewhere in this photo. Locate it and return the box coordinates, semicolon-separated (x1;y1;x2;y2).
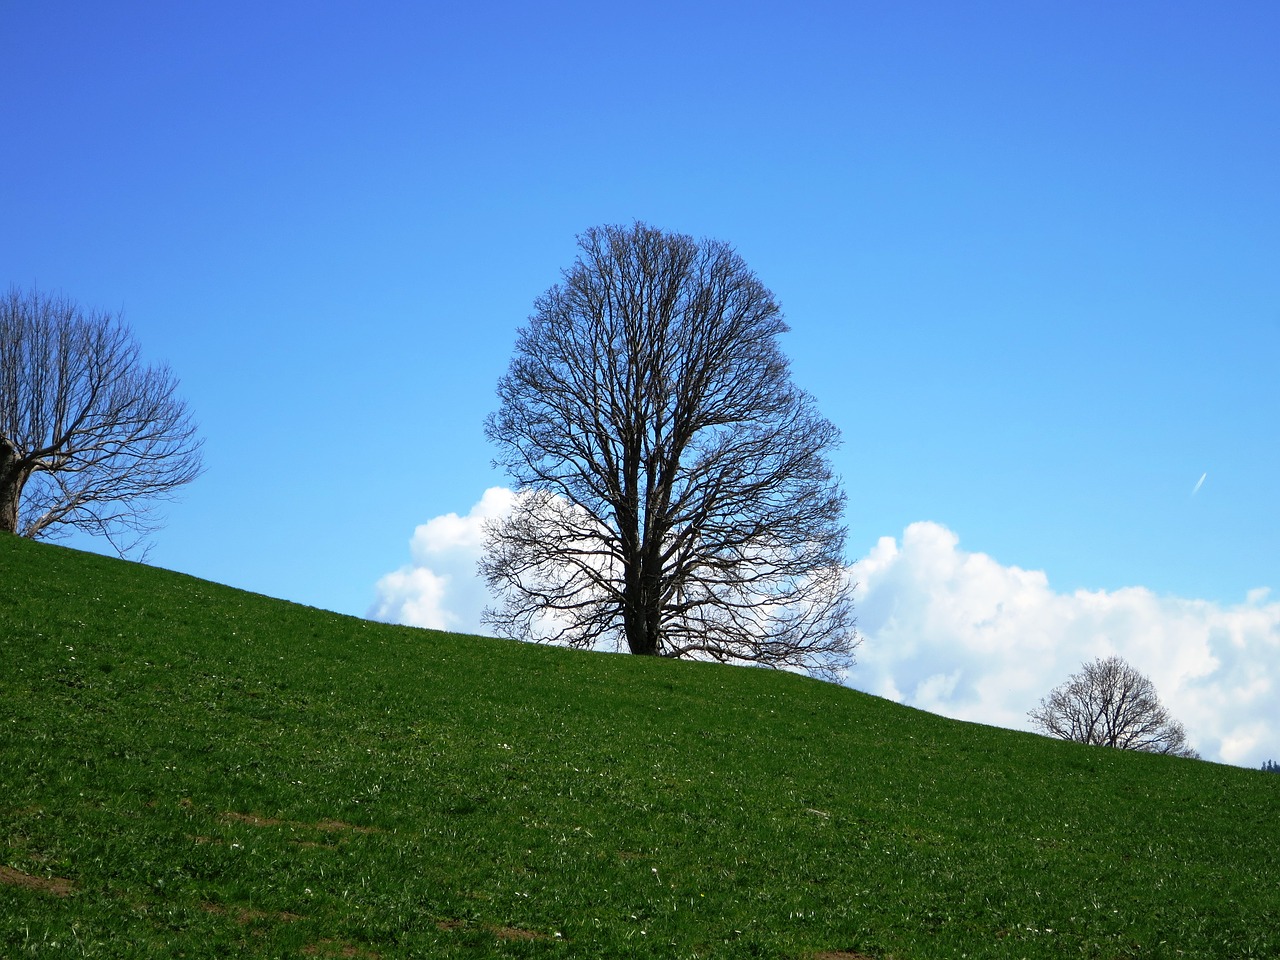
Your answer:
0;287;203;555
481;223;856;679
1029;656;1200;759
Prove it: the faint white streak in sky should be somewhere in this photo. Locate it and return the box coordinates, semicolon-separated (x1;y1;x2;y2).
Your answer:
1192;472;1207;496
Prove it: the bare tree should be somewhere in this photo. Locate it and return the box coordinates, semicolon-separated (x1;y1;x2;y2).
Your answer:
1;286;203;556
1029;656;1199;758
481;223;856;678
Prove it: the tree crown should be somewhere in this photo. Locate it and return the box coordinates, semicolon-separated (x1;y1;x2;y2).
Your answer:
0;286;203;555
481;223;855;677
1028;655;1198;759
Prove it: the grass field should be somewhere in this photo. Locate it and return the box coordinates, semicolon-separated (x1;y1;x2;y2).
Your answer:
2;534;1277;958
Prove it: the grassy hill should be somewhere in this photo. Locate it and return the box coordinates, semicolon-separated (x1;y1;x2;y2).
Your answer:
2;535;1277;958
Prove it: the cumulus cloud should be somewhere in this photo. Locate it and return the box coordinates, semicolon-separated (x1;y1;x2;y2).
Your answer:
371;491;1279;767
368;487;515;632
849;521;1280;767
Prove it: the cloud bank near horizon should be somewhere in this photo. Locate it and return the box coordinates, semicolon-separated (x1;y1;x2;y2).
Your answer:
371;489;1279;767
848;522;1279;766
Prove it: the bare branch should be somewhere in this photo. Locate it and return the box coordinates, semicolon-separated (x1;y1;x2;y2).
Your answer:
480;223;857;677
0;286;204;555
1028;656;1200;759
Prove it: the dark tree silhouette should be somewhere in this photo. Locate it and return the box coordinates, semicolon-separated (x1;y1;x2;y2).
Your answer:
0;287;203;555
1029;655;1199;758
481;223;855;678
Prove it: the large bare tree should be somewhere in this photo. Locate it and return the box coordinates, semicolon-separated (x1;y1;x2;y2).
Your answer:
0;287;203;555
1028;656;1199;758
481;223;856;678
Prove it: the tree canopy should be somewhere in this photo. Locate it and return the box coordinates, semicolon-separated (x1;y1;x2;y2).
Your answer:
480;223;855;677
0;287;203;555
1028;655;1199;758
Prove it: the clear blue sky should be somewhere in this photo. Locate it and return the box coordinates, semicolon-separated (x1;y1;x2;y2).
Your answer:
4;2;1277;763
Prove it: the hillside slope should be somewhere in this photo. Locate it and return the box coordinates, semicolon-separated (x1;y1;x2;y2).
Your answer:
2;535;1277;958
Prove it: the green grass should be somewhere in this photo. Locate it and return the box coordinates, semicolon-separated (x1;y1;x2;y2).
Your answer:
2;535;1277;958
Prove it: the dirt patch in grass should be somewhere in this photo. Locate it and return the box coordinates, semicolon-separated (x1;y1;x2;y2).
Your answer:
222;811;285;828
436;919;559;942
493;925;549;941
312;818;378;834
301;940;380;959
220;811;381;834
0;865;75;897
201;901;302;925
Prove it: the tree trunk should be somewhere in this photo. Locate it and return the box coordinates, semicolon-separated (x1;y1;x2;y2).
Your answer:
0;452;27;535
622;555;663;656
623;599;662;656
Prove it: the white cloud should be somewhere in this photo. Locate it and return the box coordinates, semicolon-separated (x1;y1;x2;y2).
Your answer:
368;566;455;631
371;492;1280;767
368;487;515;632
849;521;1280;767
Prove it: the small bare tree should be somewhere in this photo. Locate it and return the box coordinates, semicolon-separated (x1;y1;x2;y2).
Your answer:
1029;655;1199;758
481;223;856;678
1;287;203;555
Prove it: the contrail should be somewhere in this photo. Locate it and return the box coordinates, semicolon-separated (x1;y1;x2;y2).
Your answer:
1192;472;1207;496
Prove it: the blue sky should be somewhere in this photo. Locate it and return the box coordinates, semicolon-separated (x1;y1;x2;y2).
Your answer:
4;2;1277;764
